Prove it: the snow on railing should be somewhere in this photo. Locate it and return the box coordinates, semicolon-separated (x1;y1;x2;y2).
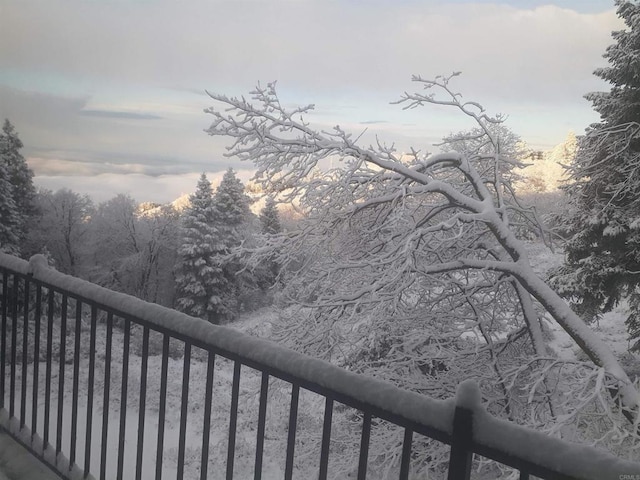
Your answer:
1;252;639;479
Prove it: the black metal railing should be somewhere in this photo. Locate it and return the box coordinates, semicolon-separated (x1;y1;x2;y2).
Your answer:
1;252;639;480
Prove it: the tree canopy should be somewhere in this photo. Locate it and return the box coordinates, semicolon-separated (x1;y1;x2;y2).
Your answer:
0;119;35;254
205;74;640;466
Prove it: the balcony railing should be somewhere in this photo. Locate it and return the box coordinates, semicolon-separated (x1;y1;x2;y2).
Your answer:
0;252;639;479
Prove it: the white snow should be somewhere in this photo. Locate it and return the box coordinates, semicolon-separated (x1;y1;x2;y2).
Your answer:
454;379;482;411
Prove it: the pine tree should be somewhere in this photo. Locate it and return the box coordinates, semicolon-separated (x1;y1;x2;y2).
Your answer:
259;196;281;235
174;173;230;323
210;168;252;319
213;168;252;234
551;1;640;348
0;160;20;254
0;119;35;251
258;196;282;286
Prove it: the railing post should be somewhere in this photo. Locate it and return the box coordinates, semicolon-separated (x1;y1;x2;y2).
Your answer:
448;406;473;480
448;380;480;480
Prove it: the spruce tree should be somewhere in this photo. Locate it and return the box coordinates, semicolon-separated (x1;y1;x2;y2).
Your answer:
0;160;20;254
174;173;230;323
210;168;252;319
259;196;281;235
0;119;35;251
213;168;251;233
552;1;640;348
258;196;282;286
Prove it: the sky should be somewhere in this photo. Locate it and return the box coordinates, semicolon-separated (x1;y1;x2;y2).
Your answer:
0;0;623;204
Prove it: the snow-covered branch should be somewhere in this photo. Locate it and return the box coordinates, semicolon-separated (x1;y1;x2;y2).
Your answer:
206;75;640;440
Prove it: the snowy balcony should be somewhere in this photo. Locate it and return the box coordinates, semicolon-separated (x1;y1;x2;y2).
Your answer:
0;252;638;480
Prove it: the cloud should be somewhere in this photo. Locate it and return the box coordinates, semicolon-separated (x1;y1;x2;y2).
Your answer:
359;120;389;125
0;1;623;202
78;110;162;120
34;169;258;204
0;2;619;99
0;85;231;178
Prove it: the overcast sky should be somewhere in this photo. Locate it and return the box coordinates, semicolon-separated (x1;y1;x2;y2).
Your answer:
0;0;622;204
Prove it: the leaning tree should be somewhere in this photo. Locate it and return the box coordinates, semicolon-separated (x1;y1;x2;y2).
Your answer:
204;74;640;472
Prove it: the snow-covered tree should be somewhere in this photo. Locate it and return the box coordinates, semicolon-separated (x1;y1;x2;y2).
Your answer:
0;160;20;254
205;75;640;469
0;119;35;251
136;204;181;306
175;173;229;323
551;1;640;349
256;196;282;288
89;194;180;305
213;168;252;232
517;132;576;194
209;168;253;318
30;189;94;275
259;196;281;235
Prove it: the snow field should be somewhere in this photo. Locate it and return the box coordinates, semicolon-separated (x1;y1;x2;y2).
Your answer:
3;311;433;479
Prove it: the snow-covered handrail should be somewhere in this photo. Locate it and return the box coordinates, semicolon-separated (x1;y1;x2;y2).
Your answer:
15;253;454;435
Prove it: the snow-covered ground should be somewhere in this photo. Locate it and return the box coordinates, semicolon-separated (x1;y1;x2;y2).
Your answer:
0;433;60;480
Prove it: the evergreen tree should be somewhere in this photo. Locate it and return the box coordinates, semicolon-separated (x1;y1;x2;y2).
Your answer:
0;160;20;254
551;1;640;348
258;196;282;286
210;168;252;319
259;196;281;235
174;173;231;323
213;168;252;234
0;119;36;251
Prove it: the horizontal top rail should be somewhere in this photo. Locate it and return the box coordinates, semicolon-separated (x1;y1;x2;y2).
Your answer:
2;252;640;479
455;380;640;480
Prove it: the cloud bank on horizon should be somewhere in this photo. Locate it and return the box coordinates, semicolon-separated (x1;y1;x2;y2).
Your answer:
0;0;621;203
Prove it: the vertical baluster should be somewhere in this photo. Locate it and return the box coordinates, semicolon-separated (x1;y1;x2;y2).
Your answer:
135;326;149;480
31;284;42;435
100;313;113;480
155;334;169;480
254;372;269;480
84;305;97;476
20;277;30;428
176;343;191;479
1;271;8;409
55;294;67;456
399;429;413;480
9;274;19;418
226;361;241;480
318;397;333;480
69;300;82;469
284;384;299;480
116;318;130;480
43;288;54;448
200;352;215;480
357;412;372;480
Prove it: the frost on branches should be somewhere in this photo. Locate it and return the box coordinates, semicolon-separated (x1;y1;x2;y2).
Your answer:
205;74;640;473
